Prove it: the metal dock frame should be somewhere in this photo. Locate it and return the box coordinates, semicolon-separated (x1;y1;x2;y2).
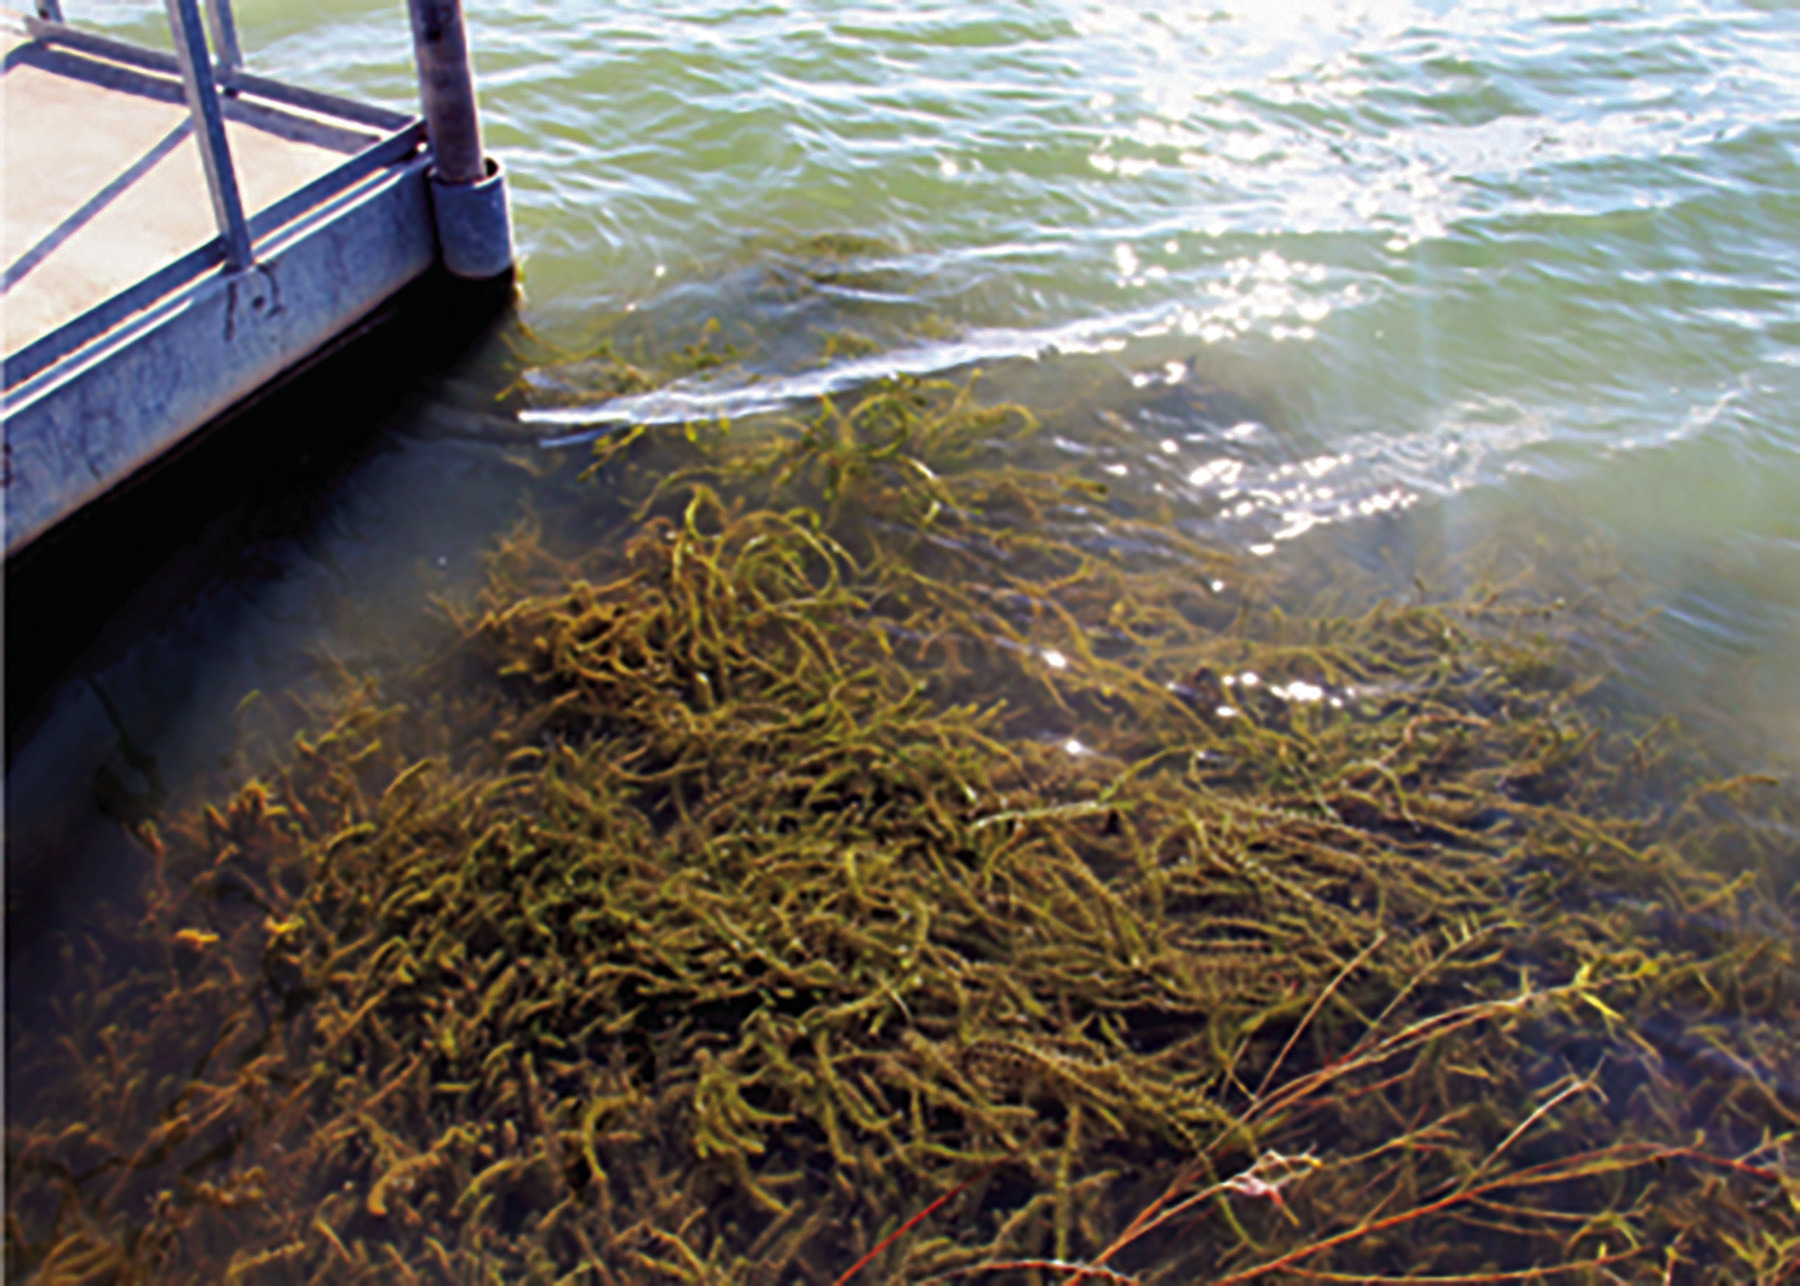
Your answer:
3;0;515;558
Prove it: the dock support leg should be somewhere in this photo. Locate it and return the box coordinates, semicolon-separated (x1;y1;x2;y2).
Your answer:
407;0;515;282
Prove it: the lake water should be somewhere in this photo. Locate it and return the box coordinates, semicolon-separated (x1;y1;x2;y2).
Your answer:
42;0;1800;767
7;0;1800;1280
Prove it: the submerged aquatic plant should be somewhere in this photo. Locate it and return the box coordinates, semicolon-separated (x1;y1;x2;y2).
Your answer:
7;354;1799;1285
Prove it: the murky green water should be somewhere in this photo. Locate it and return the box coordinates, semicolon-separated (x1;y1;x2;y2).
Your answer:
9;0;1800;1279
63;0;1800;766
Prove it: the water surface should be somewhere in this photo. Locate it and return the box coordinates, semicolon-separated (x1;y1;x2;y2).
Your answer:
45;0;1799;762
8;0;1800;1276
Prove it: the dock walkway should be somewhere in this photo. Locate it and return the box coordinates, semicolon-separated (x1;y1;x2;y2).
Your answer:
2;2;512;558
4;26;388;357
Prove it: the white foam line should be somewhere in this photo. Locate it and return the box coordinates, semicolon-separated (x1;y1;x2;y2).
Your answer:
523;304;1184;448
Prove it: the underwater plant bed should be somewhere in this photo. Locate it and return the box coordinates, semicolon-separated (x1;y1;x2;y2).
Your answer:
7;368;1799;1284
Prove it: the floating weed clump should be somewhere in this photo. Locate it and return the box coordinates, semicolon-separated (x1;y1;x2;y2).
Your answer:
8;368;1800;1284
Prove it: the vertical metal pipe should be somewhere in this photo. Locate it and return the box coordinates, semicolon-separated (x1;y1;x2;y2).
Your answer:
203;0;245;74
165;0;253;270
406;0;486;186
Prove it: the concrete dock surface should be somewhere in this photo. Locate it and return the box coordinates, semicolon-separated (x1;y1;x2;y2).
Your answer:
2;5;514;560
4;20;382;357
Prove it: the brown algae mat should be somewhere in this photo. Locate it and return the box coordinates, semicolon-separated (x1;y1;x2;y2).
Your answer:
7;367;1800;1283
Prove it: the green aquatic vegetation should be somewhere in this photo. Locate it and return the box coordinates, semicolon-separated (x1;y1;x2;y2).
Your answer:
767;232;913;300
507;316;750;418
7;365;1800;1284
818;329;884;364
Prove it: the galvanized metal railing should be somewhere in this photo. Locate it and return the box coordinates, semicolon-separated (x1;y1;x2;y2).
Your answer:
22;0;509;282
201;0;243;73
28;0;259;272
166;0;253;269
7;0;516;558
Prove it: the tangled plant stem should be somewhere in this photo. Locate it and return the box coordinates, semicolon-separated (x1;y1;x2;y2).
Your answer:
6;360;1799;1284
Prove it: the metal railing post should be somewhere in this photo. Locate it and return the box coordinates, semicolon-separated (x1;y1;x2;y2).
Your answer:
406;0;514;281
164;0;253;271
203;0;245;74
406;0;485;185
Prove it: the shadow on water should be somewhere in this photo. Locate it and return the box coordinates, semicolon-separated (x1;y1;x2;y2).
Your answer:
4;267;514;975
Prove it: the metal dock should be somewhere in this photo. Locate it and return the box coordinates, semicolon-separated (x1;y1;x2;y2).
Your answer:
2;0;514;558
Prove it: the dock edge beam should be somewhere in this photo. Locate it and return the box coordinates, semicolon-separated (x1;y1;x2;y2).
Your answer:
407;0;515;282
